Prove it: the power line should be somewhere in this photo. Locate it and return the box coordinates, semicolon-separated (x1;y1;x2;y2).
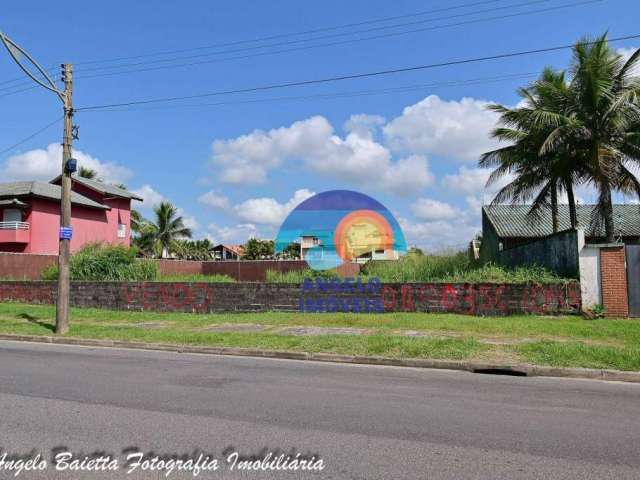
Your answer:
73;0;553;75
78;72;538;113
0;116;62;157
0;84;39;99
73;0;596;81
71;0;507;67
76;32;640;112
0;0;523;86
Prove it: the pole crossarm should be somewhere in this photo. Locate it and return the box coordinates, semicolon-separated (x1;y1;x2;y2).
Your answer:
0;31;65;102
0;30;73;334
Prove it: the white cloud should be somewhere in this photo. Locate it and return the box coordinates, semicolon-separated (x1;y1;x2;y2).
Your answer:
2;143;132;184
399;216;480;253
383;95;501;161
442;166;515;210
198;190;230;209
618;47;639;74
207;223;259;244
343;114;385;138
131;184;165;210
209;116;331;184
233;189;314;226
411;198;460;221
131;184;201;234
443;166;493;195
181;213;200;231
207;115;433;195
618;47;638;61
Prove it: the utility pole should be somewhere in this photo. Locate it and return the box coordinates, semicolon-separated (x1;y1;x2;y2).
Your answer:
0;32;75;334
56;63;73;334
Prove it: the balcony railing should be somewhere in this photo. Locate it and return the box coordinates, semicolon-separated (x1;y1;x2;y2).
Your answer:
0;221;29;230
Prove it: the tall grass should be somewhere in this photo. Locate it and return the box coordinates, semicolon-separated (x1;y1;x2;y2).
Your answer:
266;268;339;283
361;251;565;283
362;252;562;283
158;274;235;283
42;243;159;281
267;255;564;283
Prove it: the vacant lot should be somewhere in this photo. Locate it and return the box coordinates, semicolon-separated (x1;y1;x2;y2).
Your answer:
0;303;638;371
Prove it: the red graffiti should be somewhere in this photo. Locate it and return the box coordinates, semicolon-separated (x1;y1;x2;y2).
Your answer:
381;286;397;311
400;285;415;311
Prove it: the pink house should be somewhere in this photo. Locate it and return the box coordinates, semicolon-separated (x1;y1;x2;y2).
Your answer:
0;176;142;255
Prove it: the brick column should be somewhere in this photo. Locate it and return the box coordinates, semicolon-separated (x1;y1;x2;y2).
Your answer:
599;246;629;317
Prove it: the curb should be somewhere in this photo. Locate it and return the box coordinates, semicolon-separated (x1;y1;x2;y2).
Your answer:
1;333;639;383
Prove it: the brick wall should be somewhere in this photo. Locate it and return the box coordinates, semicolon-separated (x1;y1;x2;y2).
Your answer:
0;280;581;315
202;260;309;281
156;259;203;276
600;246;629;317
0;253;57;280
0;253;314;281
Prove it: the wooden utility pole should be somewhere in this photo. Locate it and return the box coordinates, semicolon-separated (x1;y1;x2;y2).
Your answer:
56;63;73;334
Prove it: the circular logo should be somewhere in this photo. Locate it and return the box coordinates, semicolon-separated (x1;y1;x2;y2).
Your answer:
275;190;407;270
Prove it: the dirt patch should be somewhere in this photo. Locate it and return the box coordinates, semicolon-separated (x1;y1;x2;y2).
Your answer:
200;323;270;333
277;326;373;336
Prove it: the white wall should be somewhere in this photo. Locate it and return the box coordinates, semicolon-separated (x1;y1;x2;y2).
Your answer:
579;246;601;308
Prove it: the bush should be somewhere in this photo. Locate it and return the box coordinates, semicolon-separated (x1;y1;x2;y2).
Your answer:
158;274;235;283
361;250;565;283
41;243;159;281
266;268;339;283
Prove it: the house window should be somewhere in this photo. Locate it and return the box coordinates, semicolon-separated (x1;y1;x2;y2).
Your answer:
375;249;385;254
2;209;21;223
313;237;320;245
117;223;126;239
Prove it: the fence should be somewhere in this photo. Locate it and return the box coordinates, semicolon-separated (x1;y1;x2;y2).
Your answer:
0;252;309;281
0;280;581;316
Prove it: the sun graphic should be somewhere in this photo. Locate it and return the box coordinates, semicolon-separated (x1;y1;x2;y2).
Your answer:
334;209;395;262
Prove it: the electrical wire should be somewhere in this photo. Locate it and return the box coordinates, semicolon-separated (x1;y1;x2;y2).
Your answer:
0;0;516;86
72;0;553;75
0;116;62;157
76;33;640;112
78;72;537;113
74;0;596;80
71;0;507;67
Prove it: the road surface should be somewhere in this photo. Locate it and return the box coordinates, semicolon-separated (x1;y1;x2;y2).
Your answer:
0;341;638;479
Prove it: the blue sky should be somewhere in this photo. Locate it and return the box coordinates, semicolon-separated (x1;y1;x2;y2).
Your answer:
1;0;638;250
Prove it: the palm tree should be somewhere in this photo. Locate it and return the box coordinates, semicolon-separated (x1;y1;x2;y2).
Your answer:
557;35;640;241
78;166;98;180
148;201;192;258
481;68;581;232
482;35;640;241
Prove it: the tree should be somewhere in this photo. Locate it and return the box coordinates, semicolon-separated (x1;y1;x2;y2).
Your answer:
561;35;640;241
78;166;98;180
243;238;274;260
481;68;581;232
148;201;192;258
172;239;214;260
481;35;640;241
275;241;301;260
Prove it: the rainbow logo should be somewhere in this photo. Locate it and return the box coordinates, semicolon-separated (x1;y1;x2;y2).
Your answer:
275;190;407;270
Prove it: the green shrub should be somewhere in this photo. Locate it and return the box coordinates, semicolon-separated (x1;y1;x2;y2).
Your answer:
158;274;235;283
361;251;565;283
266;268;340;283
41;243;159;281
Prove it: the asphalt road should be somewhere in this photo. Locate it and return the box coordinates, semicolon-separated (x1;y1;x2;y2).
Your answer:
0;341;638;479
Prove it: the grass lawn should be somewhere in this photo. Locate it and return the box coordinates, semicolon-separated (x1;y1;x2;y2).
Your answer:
0;302;638;370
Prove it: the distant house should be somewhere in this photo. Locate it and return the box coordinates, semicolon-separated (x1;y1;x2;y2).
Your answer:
212;244;245;260
0;176;142;255
300;235;321;260
300;233;399;263
480;204;640;261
